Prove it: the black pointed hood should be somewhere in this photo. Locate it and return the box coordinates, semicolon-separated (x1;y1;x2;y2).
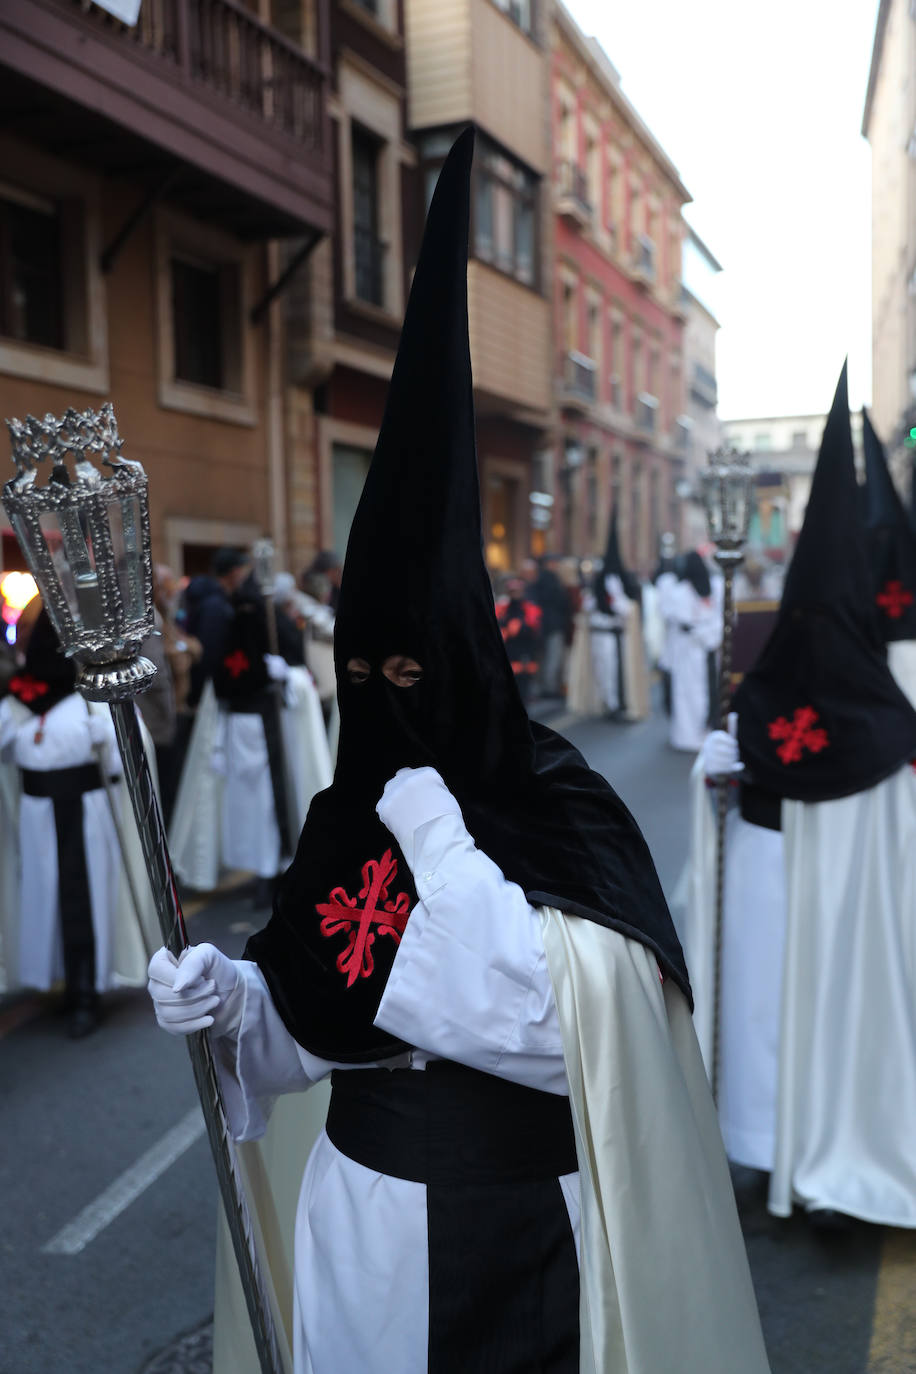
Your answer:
862;407;916;642
332;127;530;796
8;608;76;715
595;503;640;607
733;366;916;802
245;132;689;1061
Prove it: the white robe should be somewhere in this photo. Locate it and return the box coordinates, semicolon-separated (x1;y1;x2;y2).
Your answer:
209;772;769;1374
169;670;332;889
684;756;916;1225
0;694;159;993
771;765;916;1224
682;760;786;1171
666;582;721;752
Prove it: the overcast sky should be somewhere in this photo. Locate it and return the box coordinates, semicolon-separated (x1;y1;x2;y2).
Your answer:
563;0;880;421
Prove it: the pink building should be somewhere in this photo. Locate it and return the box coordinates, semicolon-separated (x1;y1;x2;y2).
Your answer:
550;3;692;573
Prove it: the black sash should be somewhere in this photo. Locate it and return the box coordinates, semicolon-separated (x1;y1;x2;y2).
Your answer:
327;1061;580;1373
21;762;110;798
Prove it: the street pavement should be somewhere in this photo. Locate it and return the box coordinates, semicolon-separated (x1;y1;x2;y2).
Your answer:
2;701;914;1372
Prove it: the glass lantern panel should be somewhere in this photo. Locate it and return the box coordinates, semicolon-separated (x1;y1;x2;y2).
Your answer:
58;504;105;631
107;496;146;624
37;509;82;628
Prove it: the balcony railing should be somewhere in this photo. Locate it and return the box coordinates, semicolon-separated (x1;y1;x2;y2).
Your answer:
690;362;718;408
562;351;597;403
556;163;593;225
78;0;325;148
632;233;656;285
636;392;659;432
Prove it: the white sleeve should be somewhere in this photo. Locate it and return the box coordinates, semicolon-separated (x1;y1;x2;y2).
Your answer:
213;961;340;1142
374;769;568;1096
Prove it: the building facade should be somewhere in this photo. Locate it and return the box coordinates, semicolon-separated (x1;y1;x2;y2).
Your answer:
863;0;916;499
281;0;421;576
0;0;333;577
679;227;722;547
404;0;552;574
549;0;690;575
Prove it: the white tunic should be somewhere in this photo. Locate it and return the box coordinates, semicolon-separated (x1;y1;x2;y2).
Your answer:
0;694;157;992
169;671;332;889
666;582;721;752
681;761;786;1171
210;769;771;1374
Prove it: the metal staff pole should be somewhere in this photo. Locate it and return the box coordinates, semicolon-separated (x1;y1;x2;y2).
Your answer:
700;447;755;1105
82;697;146;927
4;405;284;1374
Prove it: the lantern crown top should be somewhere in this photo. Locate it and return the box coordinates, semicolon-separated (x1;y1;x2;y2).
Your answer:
705;443;752;473
5;403;137;492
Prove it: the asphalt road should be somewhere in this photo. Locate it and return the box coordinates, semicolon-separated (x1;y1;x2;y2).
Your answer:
1;703;914;1373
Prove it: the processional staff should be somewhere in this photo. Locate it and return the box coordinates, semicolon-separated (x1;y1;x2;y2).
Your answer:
3;404;284;1374
699;445;755;1105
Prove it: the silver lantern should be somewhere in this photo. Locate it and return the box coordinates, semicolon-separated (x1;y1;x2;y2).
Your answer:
4;405;154;699
4;403;283;1374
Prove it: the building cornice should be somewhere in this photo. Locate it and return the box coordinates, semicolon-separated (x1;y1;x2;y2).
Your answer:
553;0;691;204
862;0;892;138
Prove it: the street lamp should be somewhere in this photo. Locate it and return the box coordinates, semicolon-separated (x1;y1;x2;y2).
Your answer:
700;444;755;1106
4;403;283;1374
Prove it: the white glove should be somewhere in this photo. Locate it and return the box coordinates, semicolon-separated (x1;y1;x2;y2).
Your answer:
700;729;743;778
376;766;463;870
86;714;112;749
264;654;290;683
147;944;244;1038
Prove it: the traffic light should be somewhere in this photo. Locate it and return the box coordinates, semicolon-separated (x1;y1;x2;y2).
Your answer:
905;427;916;449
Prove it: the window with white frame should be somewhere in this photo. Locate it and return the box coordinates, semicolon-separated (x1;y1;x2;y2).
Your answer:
473;138;538;287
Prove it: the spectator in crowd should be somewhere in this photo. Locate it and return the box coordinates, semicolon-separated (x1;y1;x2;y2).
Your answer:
495;572;543;705
524;556;572;700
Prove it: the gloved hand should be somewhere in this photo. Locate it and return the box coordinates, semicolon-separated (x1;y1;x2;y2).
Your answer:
700;725;743;778
376;766;463;870
147;944;244;1038
264;654;290;683
86;713;112;750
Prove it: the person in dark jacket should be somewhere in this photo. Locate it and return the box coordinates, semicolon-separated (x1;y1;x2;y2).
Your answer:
525;557;572;698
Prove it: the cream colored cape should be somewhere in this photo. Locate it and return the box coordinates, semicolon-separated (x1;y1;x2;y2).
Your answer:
541;910;771;1374
0;699;160;993
210;911;770;1374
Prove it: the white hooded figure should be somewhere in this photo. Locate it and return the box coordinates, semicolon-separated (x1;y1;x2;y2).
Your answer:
683;368;916;1229
0;611;158;1035
666;551;722;751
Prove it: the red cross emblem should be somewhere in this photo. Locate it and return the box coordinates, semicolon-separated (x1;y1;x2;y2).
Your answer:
876;580;914;620
768;707;830;765
10;675;48;704
317;849;411;987
223;650;250;678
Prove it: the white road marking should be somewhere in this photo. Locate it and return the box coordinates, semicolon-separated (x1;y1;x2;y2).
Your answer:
42;1106;205;1255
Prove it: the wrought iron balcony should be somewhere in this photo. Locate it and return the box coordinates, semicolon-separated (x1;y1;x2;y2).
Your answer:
556;162;593;228
690;362;718;409
635;392;659;433
1;0;333;238
559;350;597;406
631;233;656;287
